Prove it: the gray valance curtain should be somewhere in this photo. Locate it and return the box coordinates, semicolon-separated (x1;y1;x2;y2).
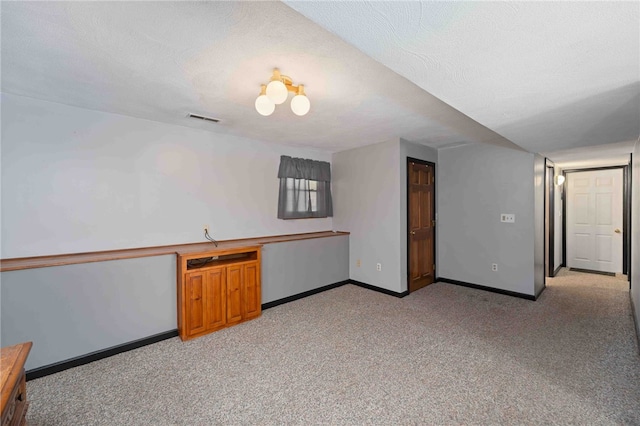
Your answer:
277;155;333;219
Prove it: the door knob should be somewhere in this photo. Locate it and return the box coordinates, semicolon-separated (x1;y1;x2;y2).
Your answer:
410;231;416;235
614;228;621;234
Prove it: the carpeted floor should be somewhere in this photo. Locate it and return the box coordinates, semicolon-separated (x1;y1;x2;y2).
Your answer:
26;270;640;425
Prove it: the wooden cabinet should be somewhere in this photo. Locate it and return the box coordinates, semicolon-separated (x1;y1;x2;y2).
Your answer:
177;246;261;341
1;342;32;426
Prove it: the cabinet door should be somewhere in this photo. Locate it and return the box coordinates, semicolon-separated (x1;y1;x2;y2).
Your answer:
226;264;243;324
184;271;207;337
242;261;261;320
205;267;226;331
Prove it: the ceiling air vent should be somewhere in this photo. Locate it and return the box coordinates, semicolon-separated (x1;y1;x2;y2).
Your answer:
188;113;221;123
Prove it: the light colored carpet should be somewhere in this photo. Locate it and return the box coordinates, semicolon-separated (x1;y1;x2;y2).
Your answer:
26;271;640;425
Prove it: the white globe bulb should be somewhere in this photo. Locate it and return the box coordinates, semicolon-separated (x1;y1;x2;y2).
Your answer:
290;94;310;116
266;80;288;105
255;95;275;116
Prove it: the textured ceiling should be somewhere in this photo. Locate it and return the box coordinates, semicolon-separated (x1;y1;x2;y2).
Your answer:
2;1;638;159
541;140;635;170
286;1;640;159
1;1;517;153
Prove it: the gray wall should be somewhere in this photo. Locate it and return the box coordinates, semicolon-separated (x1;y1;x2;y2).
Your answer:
1;236;348;371
1;256;176;371
332;139;437;293
438;143;536;296
534;154;546;296
332;140;403;292
1;93;333;259
261;235;349;303
632;139;640;347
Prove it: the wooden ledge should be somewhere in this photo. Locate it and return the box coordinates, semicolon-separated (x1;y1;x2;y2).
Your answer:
0;231;349;272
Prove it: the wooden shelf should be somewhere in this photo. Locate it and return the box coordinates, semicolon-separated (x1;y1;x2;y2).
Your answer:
185;252;259;271
0;231;349;272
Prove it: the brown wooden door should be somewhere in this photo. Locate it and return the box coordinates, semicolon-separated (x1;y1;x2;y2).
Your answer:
185;271;207;337
205;267;226;331
241;262;261;320
408;161;435;292
226;264;243;324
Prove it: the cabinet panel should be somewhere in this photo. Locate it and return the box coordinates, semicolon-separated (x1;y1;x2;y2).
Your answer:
242;262;261;320
205;268;226;331
185;272;206;337
226;264;243;324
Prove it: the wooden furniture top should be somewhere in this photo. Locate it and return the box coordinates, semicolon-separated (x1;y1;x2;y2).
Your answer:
175;244;262;257
0;231;349;272
0;342;32;414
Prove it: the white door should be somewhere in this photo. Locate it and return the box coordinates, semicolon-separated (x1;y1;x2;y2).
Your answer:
566;169;623;273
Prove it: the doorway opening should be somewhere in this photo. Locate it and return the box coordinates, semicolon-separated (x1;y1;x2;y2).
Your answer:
561;165;631;283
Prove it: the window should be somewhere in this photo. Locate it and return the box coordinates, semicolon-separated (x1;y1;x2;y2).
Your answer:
277;156;332;219
284;178;317;214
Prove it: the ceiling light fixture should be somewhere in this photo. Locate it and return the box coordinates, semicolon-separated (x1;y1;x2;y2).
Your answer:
255;85;275;116
255;68;310;116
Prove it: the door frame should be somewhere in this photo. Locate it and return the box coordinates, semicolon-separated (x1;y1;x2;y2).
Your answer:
627;154;632;284
562;164;631;280
545;159;556;278
406;157;436;293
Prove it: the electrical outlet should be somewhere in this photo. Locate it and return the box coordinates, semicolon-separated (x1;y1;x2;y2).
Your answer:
376;263;382;272
500;214;515;223
492;263;498;272
203;225;209;233
356;259;361;267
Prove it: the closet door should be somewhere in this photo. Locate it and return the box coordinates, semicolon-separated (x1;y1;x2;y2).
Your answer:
408;161;435;292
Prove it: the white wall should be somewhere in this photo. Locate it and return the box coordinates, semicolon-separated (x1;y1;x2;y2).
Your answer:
631;138;640;347
332;139;402;292
438;143;536;296
1;93;332;258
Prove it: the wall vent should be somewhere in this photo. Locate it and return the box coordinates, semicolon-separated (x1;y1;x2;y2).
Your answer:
188;113;221;123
